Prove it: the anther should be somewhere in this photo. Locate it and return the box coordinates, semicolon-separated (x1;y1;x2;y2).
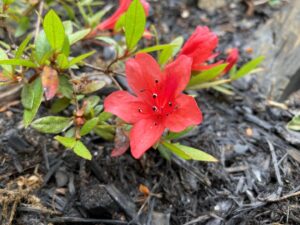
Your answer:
138;108;143;113
168;101;172;106
152;93;158;98
154;122;158;126
155;80;159;83
152;106;158;111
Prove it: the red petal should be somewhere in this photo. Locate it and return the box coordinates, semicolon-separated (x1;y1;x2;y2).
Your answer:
164;94;202;132
104;90;151;123
165;55;192;97
223;48;239;74
130;118;164;159
41;66;59;101
111;127;130;157
126;53;162;97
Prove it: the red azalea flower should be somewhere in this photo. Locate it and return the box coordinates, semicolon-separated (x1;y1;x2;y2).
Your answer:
98;0;150;31
223;48;239;74
178;26;220;71
104;53;202;159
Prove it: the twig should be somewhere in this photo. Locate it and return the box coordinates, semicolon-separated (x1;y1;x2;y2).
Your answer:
34;0;44;42
183;215;210;225
266;138;283;186
47;217;128;224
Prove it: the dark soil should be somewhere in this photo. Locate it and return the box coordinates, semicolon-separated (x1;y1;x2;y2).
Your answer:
2;1;300;225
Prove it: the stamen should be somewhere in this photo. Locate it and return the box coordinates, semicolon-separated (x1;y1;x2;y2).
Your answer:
155;80;159;83
138;108;143;113
152;93;158;98
152;106;158;111
168;101;172;106
154;122;158;126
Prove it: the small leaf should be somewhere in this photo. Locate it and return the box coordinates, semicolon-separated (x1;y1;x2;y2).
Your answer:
187;79;230;90
94;124;115;141
73;141;92;160
80;117;99;136
35;30;52;64
231;56;265;80
137;44;177;54
157;144;172;161
84;95;101;115
98;112;112;121
41;66;59;100
161;141;190;160
63;21;73;35
23;78;44;127
212;85;234;96
166;127;194;140
55;135;76;148
21;83;34;109
61;37;70;57
0;47;12;73
189;64;228;86
287;115;300;131
58;75;73;98
43;10;66;51
15;34;32;59
15;16;30;38
50;97;70;113
69;51;95;66
81;80;105;94
32;116;72;134
56;54;69;69
159;36;184;65
0;59;37;68
69;28;91;45
111;127;130;157
124;0;146;51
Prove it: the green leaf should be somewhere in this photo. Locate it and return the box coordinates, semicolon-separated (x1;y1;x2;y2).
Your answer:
114;14;126;32
80;117;99;136
98;112;112;121
69;51;95;66
35;30;52;64
84;95;101;115
61;37;70;57
161;141;190;160
58;75;73;98
31;116;72;134
173;143;218;162
63;21;73;35
166;126;194;140
162;141;218;162
23;78;43;127
0;47;12;73
212;85;234;96
158;36;184;65
15;16;30;38
56;54;69;69
137;44;176;54
287;115;300;131
50;97;70;113
157;144;172;161
81;80;105;94
15;34;32;59
124;0;146;51
43;10;66;51
88;7;110;27
55;135;76;149
0;59;37;68
69;28;91;45
21;83;34;109
73;141;92;160
188;64;228;86
187;79;230;90
231;56;265;80
94;124;115;141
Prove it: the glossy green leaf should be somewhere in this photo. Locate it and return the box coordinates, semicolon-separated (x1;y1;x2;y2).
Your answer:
57;54;69;69
0;47;12;73
188;64;228;86
55;135;76;149
69;28;91;45
69;51;95;66
81;80;105;94
61;37;70;57
80;117;99;136
21;83;34;109
23;78;43;127
158;36;184;65
31;116;72;134
35;30;52;64
98;112;112;121
0;59;37;68
124;0;146;51
231;56;265;80
137;44;176;54
187;79;230;90
50;97;70;113
58;75;73;98
94;124;115;141
73;141;92;160
287;115;300;131
166;126;194;140
15;34;32;59
161;141;190;160
63;21;73;35
43;10;65;51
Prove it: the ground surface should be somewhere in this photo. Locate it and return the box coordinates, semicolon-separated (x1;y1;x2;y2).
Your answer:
1;1;300;225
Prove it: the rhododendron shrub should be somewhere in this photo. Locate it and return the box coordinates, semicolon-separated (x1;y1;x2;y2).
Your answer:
0;0;264;161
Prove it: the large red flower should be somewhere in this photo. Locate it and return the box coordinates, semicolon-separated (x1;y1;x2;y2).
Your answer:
104;53;202;159
98;0;150;31
178;26;219;71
